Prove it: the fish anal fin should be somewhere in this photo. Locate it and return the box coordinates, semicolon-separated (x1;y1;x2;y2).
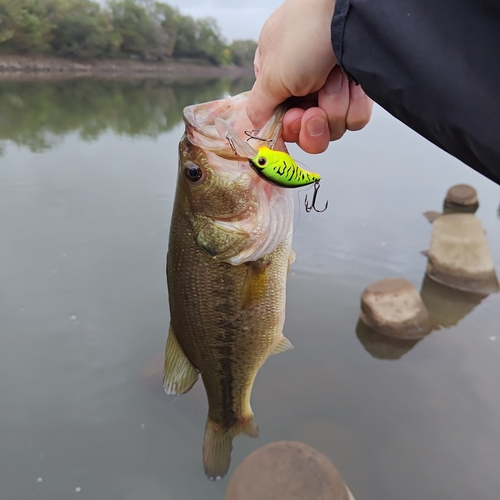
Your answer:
203;416;259;481
241;260;270;310
163;326;199;395
271;335;294;355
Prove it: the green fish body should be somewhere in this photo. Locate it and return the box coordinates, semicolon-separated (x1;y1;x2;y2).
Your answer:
164;93;295;480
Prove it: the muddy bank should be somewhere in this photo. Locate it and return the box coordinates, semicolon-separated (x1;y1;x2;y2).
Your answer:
0;55;254;81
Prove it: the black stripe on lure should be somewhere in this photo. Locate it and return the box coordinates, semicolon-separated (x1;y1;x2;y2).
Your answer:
215;118;327;213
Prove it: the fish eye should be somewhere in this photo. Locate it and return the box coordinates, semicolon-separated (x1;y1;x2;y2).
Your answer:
257;157;267;166
184;162;203;182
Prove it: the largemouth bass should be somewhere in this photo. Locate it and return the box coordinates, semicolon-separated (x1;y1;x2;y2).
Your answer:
163;92;295;480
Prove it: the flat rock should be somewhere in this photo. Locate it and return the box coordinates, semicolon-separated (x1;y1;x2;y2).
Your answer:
443;184;479;213
360;278;432;339
226;441;354;500
426;213;499;294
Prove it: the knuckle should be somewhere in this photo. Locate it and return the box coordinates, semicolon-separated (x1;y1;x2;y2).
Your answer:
347;118;369;131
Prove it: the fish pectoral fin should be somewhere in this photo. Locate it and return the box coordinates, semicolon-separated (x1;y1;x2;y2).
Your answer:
241;259;270;310
195;219;249;261
271;335;294;355
203;416;259;481
163;326;199;395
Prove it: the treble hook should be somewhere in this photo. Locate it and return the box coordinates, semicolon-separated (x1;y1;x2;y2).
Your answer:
244;129;274;148
305;180;328;213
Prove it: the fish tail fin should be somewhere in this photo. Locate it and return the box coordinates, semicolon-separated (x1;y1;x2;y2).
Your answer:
203;416;259;481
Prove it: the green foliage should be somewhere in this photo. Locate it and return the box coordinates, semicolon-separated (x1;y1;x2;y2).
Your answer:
109;0;156;58
0;0;257;64
173;15;231;65
0;0;60;53
50;0;117;58
229;39;258;67
151;2;180;57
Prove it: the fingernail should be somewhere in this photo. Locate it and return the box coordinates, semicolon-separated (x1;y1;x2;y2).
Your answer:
351;83;365;100
325;71;343;95
290;118;301;135
305;117;326;137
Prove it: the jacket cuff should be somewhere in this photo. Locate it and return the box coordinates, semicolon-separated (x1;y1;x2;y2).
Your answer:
331;0;351;75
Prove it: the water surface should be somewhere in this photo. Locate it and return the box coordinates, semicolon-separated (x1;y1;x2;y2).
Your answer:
1;78;499;500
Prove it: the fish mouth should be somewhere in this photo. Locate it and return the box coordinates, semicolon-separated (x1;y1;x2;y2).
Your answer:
184;92;287;158
183;92;294;265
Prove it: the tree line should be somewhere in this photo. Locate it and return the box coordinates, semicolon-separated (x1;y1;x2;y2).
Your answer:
0;0;257;66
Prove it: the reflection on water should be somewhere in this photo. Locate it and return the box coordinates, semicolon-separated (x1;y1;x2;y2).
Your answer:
1;78;500;500
355;319;423;360
0;77;252;152
420;275;488;329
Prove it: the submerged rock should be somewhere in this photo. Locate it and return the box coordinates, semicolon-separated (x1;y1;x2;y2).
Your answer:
426;214;499;294
359;278;432;339
226;441;355;500
443;184;479;213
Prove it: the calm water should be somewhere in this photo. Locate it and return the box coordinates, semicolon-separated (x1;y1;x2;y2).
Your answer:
1;78;499;500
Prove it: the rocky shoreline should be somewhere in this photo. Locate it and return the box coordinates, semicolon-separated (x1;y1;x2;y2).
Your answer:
0;55;254;81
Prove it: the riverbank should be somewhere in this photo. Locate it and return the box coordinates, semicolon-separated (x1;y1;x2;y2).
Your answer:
0;55;254;81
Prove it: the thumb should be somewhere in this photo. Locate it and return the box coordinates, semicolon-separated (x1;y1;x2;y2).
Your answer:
247;74;289;129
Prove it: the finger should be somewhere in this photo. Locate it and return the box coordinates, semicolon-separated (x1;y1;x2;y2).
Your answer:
282;107;304;143
317;67;350;141
346;82;374;131
298;107;329;154
253;47;260;79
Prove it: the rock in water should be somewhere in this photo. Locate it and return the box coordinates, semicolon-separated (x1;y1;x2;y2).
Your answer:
426;213;499;294
360;278;432;339
226;441;355;500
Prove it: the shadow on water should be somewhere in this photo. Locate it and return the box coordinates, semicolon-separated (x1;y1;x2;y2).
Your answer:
0;76;254;152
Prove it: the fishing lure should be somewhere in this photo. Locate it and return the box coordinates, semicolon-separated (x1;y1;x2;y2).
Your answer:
215;118;321;188
248;145;320;188
214;118;328;212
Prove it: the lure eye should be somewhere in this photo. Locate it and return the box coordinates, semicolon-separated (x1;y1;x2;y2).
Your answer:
184;162;203;182
257;157;267;166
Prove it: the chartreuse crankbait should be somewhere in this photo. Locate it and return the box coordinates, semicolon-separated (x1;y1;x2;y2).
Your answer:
215;118;327;212
215;118;321;188
248;145;320;188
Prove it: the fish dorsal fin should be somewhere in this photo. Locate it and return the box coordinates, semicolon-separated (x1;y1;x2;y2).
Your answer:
215;118;257;158
163;326;199;395
271;335;294;354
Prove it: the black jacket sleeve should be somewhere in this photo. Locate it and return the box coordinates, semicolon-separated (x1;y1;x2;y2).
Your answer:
331;0;500;185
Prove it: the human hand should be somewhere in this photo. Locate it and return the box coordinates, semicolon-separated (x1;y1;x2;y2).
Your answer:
247;0;373;154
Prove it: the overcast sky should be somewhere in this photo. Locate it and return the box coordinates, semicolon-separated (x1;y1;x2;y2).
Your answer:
98;0;283;42
166;0;282;42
